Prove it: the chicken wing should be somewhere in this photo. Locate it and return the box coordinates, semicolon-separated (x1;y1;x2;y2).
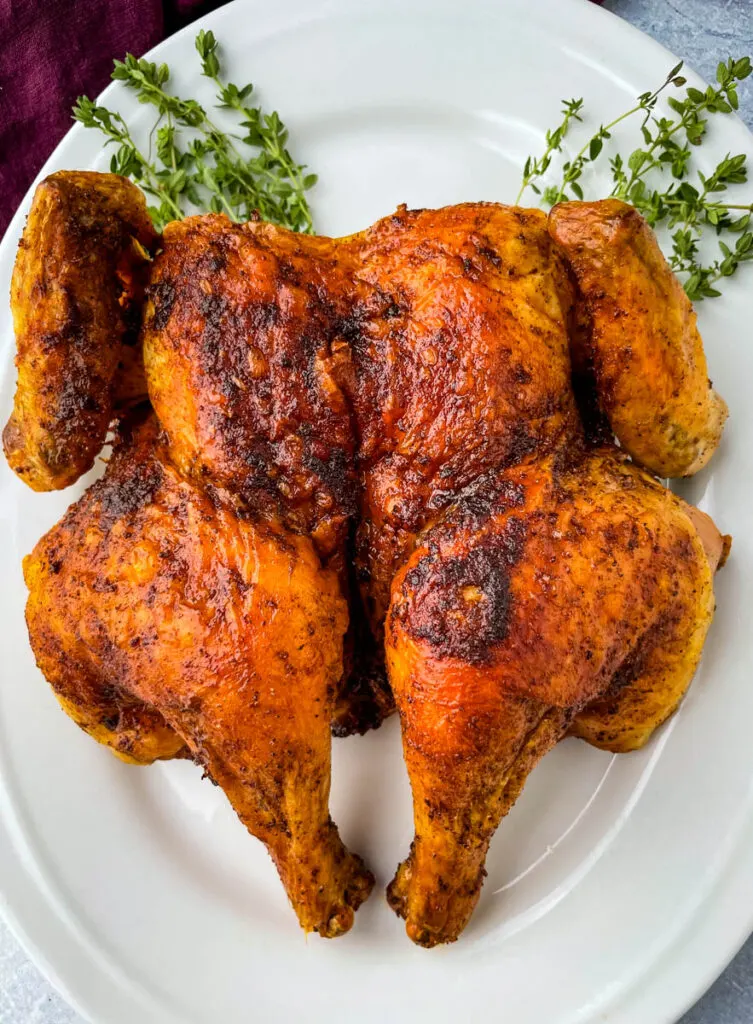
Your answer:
4;172;156;491
549;199;728;477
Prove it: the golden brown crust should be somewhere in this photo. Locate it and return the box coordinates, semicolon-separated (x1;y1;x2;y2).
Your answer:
143;215;360;564
144;202;580;642
385;449;715;945
549;199;728;477
5;172;157;491
349;203;580;639
386;700;568;947
24;411;373;935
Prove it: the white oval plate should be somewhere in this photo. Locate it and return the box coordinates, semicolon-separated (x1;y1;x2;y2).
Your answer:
1;1;752;1021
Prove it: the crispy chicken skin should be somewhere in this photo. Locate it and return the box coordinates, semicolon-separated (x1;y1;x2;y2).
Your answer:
4;172;157;491
9;173;728;945
349;205;580;643
549;199;728;477
386;449;717;946
141;215;391;732
144;205;580;725
143;217;360;565
24;411;373;936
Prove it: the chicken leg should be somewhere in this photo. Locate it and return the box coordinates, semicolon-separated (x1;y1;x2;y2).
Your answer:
386;449;718;946
24;412;373;935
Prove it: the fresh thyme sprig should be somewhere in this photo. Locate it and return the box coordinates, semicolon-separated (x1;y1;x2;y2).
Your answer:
515;99;584;204
71;98;186;226
519;56;753;300
546;61;687;206
195;31;315;233
73;30;316;233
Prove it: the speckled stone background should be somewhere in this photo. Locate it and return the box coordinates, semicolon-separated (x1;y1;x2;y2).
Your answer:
1;0;752;1021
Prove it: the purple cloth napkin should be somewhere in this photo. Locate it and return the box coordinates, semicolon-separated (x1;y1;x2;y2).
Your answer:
0;0;605;239
0;0;220;237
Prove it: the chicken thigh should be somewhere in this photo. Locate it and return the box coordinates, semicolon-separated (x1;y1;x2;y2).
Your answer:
386;448;719;946
25;410;373;936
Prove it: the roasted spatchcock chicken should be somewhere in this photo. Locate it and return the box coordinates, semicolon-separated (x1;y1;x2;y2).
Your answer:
7;171;728;946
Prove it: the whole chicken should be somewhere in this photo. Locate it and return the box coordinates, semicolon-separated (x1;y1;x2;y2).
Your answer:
6;172;727;945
